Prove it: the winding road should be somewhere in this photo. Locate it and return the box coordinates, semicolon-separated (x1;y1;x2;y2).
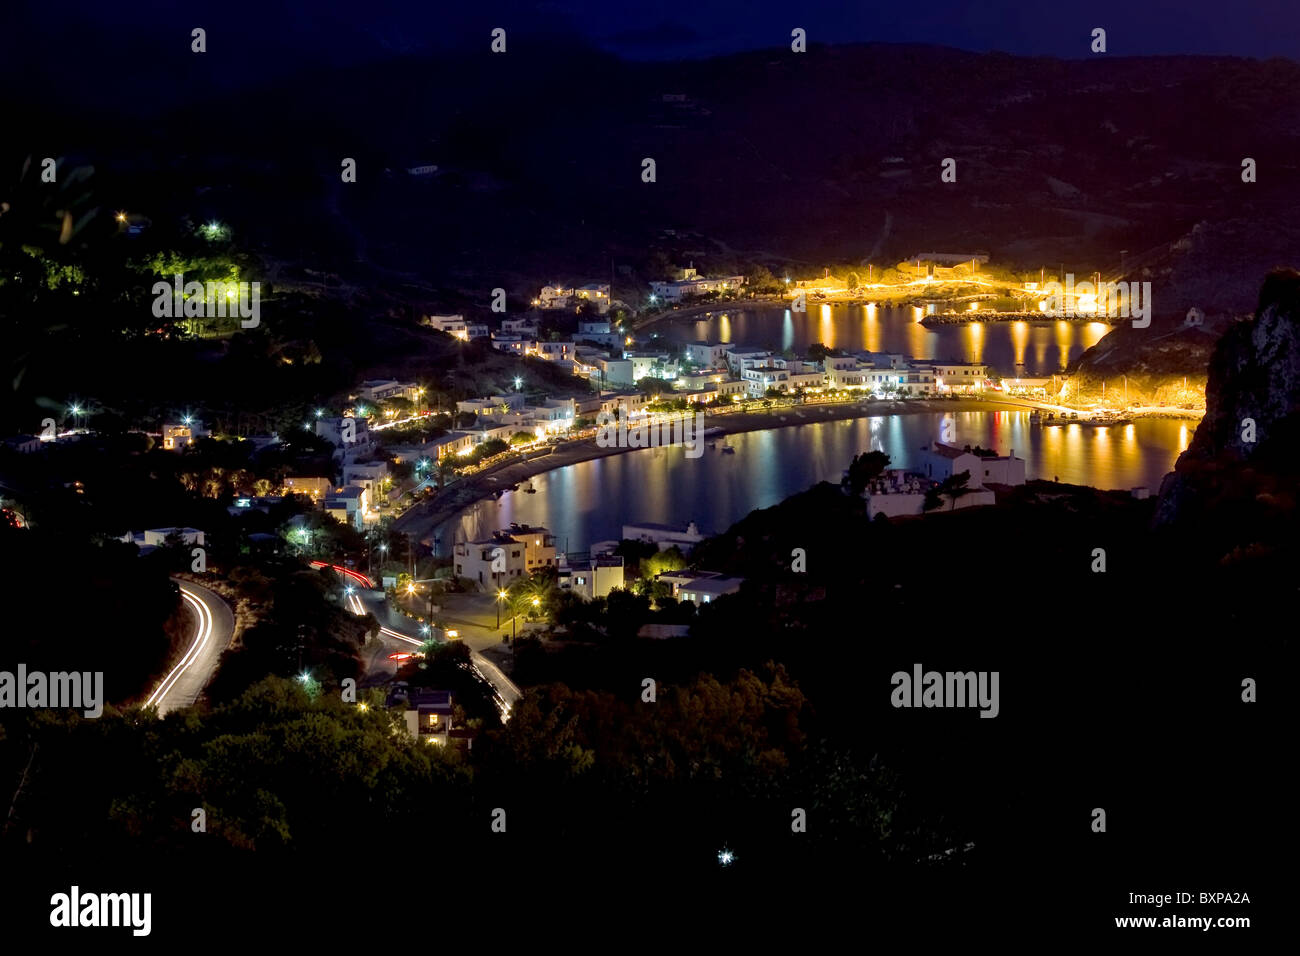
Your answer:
312;560;521;722
145;578;235;715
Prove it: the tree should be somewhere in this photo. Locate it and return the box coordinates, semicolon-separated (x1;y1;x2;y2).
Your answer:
924;471;973;512
510;431;536;446
744;264;782;294
844;451;890;496
644;546;687;578
613;539;659;578
635;376;674;397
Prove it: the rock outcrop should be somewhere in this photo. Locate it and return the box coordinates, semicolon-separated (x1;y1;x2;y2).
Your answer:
1154;270;1300;561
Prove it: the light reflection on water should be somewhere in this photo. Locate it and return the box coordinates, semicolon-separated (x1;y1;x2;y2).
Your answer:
654;304;1108;376
437;413;1192;554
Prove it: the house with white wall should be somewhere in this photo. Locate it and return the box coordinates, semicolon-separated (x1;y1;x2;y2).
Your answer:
574;283;611;314
623;520;705;550
558;554;625;600
722;346;772;374
684;341;730;368
742;364;791;397
656;570;745;606
454;525;556;588
919;442;1025;487
932;363;989;393
423;315;469;339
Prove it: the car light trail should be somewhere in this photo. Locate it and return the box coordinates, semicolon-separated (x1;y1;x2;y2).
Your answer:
146;586;213;711
379;626;423;646
308;561;374;588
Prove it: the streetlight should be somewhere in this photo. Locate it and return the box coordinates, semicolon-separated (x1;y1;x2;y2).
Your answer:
514;376;522;391
497;588;508;628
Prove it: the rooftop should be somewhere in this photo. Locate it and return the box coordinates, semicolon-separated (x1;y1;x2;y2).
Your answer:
929;442;971;459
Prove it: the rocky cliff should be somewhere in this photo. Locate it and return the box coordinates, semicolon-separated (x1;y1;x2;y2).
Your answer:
1154;270;1300;567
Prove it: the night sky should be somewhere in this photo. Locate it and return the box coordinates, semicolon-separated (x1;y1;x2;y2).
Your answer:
3;0;1297;76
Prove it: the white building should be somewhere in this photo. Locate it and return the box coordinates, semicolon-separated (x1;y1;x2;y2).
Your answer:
675;368;730;390
787;370;826;391
323;485;369;530
537;286;573;310
558;554;625;600
423;315;469;340
528;398;576;434
623;520;704;551
823;356;873;389
650;274;745;303
534;340;576;363
576;319;620;347
342;461;389;499
932;363;989;393
972;448;1027;486
398;688;454;745
595;358;635;387
599;391;651;419
356;380;418;403
574;283;611;314
742;364;791;397
722;346;773;374
455;423;518;445
860;471;995;518
454;525;556;588
629;353;674;383
895;365;937;397
918;442;1025;488
490;334;531;355
718;379;748;400
456;395;518;419
501;317;540;337
160;421;206;450
684;342;730;368
316;416;373;453
656;570;744;606
424;432;477;461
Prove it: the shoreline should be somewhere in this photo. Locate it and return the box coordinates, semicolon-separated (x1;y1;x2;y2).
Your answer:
393;398;1029;543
